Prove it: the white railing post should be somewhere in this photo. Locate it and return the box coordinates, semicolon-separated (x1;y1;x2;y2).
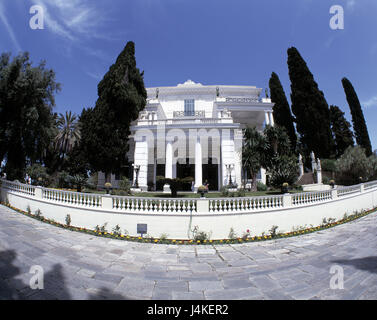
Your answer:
282;193;292;208
196;199;208;213
331;188;338;199
360;183;365;193
35;186;43;199
102;195;113;210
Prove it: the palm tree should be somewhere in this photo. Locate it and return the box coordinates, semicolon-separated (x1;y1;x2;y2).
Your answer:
242;127;269;192
55;111;81;160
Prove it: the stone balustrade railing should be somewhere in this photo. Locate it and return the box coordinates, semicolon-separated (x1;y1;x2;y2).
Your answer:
112;196;196;213
43;188;102;208
0;179;35;196
0;178;375;214
209;195;284;213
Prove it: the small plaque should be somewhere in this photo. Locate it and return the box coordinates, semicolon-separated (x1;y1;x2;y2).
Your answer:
137;224;147;235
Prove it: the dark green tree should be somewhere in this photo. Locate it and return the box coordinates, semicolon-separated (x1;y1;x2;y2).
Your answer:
269;72;297;151
329;105;354;157
341;77;372;156
287;47;335;159
242;127;269;191
80;42;147;182
0;52;60;180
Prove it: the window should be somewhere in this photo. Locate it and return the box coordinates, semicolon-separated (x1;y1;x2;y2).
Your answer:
184;99;195;116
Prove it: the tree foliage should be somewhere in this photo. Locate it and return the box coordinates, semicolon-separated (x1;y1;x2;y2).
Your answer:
341;77;372;156
335;146;374;185
0;52;60;180
269;155;299;190
269;72;297;152
80;42;147;181
287;47;335;159
242;127;269;191
55;111;81;161
329;105;354;157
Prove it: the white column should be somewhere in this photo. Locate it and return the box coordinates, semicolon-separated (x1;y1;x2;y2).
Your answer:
133;136;148;191
153;159;157;191
163;138;173;193
269;112;275;126
265;111;270;126
260;168;267;185
165;139;173;179
221;129;235;187
234;129;243;188
195;135;202;188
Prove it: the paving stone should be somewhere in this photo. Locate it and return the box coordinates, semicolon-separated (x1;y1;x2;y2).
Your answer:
222;278;255;289
204;287;262;300
189;280;223;291
172;291;204;300
2;204;377;300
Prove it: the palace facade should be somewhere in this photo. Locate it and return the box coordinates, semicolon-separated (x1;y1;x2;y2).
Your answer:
98;80;275;191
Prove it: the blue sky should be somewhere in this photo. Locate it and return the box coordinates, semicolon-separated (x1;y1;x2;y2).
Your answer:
0;0;376;151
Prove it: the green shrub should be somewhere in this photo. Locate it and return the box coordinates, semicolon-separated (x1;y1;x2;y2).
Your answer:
34;209;43;219
112;224;121;236
335;146;373;185
220;186;229;197
159;233;169;240
119;177;132;194
57;171;72;189
322;176;330;185
194;231;209;241
26;164;49;186
191;225;210;241
321;159;336;172
237;189;245;197
269;155;299;189
257;181;267;191
228;227;237;239
65;214;71;226
69;175;88;192
111;189;129;196
269;225;279;238
94;223;108;233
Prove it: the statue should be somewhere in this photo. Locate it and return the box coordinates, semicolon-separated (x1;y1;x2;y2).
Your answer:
156;88;159;99
216;87;220;97
265;88;269;98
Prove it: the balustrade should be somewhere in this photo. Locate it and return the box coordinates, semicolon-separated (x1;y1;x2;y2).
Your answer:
2;178;377;215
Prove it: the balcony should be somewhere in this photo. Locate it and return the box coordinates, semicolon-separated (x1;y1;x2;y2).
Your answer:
173;110;205;118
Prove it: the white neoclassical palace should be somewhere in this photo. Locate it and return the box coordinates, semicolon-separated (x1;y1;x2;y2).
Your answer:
98;80;275;191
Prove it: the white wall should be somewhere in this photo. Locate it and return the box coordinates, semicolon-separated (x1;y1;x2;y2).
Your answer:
1;181;377;240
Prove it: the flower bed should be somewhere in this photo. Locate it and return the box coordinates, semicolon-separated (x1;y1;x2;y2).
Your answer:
1;201;376;245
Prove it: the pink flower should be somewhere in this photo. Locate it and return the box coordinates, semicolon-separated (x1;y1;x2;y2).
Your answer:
246;229;250;233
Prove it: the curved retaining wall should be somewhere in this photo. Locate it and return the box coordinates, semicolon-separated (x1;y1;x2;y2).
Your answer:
1;179;377;239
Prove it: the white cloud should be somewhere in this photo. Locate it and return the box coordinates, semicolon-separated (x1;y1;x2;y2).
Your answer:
0;2;21;52
32;0;107;41
363;96;377;108
347;0;356;10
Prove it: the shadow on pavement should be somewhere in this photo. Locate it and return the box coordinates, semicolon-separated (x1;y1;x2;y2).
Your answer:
0;250;126;300
332;256;377;274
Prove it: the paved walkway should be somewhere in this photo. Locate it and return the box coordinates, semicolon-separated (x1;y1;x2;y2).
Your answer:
1;204;377;300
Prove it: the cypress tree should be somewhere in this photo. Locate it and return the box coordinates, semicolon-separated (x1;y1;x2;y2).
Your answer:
80;42;147;182
329;105;354;157
269;72;297;152
341;77;372;156
287;47;335;159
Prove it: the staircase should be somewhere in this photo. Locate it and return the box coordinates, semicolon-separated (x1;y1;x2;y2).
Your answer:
297;173;315;185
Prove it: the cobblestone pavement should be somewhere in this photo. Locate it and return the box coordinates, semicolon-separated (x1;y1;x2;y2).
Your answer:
1;204;377;300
